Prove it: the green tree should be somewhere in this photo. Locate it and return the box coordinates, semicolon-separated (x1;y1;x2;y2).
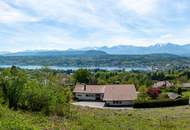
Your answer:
0;66;27;110
73;69;91;84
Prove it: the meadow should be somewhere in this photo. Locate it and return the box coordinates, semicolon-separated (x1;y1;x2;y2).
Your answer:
1;104;190;130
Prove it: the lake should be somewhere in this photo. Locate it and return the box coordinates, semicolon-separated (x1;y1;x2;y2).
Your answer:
0;65;152;71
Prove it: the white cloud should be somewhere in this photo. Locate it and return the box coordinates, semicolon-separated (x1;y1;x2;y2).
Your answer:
1;0;190;51
118;0;159;16
9;0;129;33
160;33;173;39
0;1;38;23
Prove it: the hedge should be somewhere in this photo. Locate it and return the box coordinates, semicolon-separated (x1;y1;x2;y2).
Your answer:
134;97;189;108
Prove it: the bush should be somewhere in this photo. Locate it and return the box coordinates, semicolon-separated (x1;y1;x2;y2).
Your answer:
0;67;27;110
158;93;169;100
134;97;189;108
147;88;161;99
137;92;151;102
20;80;71;116
19;80;52;112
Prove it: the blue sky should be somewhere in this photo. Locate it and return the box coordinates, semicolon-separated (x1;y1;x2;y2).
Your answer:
1;0;190;51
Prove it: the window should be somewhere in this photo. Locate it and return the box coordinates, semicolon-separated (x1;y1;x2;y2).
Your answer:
86;94;94;97
113;101;122;104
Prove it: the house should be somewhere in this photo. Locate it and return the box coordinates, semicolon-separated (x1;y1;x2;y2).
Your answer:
73;84;137;106
103;85;137;106
73;84;105;101
152;81;173;88
182;83;190;90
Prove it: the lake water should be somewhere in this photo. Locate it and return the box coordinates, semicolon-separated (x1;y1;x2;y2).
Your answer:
0;65;152;71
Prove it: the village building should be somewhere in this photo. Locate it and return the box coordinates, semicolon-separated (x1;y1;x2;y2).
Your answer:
182;83;190;90
152;81;173;88
103;85;137;106
73;84;137;106
73;84;105;101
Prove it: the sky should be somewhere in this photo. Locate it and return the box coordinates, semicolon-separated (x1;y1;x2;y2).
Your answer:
1;0;190;51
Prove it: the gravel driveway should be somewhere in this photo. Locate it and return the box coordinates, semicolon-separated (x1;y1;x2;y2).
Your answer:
72;101;133;110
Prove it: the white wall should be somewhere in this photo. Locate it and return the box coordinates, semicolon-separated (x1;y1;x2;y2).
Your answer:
75;93;96;101
105;100;134;106
99;94;104;100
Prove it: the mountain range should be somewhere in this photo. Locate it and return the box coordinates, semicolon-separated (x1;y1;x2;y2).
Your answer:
3;50;107;56
1;43;190;56
82;43;190;56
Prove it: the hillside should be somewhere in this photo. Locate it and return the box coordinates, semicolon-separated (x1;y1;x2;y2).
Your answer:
3;50;108;56
0;53;189;69
1;105;190;130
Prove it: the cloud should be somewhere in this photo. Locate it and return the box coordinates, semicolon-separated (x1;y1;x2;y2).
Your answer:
7;0;128;33
1;0;190;51
118;0;159;16
0;1;38;23
160;34;173;39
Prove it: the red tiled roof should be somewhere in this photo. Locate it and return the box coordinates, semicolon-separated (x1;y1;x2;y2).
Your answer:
103;85;137;101
73;84;137;101
73;84;105;93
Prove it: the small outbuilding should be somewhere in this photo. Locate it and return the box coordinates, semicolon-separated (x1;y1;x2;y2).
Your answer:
182;83;190;90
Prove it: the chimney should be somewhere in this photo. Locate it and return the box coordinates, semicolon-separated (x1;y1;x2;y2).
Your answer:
82;83;86;91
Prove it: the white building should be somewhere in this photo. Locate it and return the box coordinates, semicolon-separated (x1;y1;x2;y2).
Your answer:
152;81;174;88
73;84;137;106
103;85;137;106
182;83;190;90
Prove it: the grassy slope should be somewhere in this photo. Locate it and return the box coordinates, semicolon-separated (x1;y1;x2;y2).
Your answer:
68;106;190;130
183;91;190;97
0;105;190;130
0;105;65;130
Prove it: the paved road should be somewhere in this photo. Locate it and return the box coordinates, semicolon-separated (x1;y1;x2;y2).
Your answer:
72;101;133;110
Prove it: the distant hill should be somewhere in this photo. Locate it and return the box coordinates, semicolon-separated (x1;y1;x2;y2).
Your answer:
82;43;190;56
0;51;10;55
3;50;108;57
0;52;189;70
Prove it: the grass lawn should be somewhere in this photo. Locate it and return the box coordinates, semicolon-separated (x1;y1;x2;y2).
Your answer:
1;104;190;130
183;91;190;97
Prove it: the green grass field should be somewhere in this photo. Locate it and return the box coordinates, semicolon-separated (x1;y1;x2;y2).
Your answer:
183;91;190;97
1;104;190;130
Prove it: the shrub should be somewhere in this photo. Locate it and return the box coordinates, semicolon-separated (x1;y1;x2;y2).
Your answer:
158;93;169;100
19;79;71;117
19;80;52;112
134;97;189;108
147;88;161;99
0;67;27;110
137;92;151;102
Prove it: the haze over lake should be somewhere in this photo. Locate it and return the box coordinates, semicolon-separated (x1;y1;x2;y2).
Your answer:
0;65;152;71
